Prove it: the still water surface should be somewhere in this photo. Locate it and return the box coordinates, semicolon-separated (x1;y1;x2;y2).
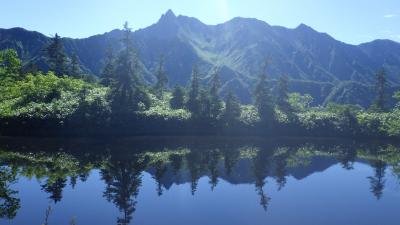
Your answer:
0;137;399;225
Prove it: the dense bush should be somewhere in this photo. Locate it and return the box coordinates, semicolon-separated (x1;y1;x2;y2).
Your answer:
0;72;109;119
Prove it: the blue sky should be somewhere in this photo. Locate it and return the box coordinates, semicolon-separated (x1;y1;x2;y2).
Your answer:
1;0;399;44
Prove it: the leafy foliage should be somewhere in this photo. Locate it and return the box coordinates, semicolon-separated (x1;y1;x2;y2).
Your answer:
0;49;399;138
288;93;313;112
0;72;108;119
0;49;21;80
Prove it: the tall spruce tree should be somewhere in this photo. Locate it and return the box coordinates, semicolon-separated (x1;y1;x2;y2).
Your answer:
276;75;292;114
209;69;223;119
186;65;201;117
45;33;67;76
154;55;168;98
254;63;275;124
199;89;212;118
100;45;115;86
170;85;186;109
70;53;82;78
110;22;149;114
372;68;388;112
224;91;242;125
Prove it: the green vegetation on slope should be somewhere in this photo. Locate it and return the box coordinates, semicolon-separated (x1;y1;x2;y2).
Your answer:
0;23;400;138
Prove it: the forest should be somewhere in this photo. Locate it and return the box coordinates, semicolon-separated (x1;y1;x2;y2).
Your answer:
0;23;400;138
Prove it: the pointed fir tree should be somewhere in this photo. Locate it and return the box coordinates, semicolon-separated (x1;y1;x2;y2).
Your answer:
100;44;115;86
186;65;201;117
199;89;212;118
170;85;186;109
209;69;223;119
371;68;388;112
154;55;168;99
276;75;292;114
254;63;275;124
70;53;82;78
223;90;242;126
45;33;67;76
110;22;150;114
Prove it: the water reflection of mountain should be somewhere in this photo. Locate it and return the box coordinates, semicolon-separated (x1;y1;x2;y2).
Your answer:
147;156;338;189
1;137;399;223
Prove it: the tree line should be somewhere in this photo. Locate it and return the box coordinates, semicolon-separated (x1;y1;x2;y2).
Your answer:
0;22;399;137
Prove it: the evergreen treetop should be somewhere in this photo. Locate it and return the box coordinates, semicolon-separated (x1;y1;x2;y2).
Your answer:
45;33;67;76
154;54;168;98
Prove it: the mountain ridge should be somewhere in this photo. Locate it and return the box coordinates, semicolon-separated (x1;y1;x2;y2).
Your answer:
1;10;399;106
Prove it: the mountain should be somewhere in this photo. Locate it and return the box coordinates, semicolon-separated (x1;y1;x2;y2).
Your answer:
1;9;400;106
146;155;338;189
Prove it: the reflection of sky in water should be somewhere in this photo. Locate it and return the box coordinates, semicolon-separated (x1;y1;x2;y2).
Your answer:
6;162;400;225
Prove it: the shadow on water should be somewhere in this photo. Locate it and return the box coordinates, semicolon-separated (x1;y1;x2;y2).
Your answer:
0;136;400;224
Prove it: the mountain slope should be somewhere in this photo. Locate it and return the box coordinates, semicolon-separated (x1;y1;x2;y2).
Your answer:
1;10;400;106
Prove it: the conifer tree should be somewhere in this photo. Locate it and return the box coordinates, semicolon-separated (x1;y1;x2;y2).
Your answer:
276;75;292;114
186;65;201;117
209;69;223;119
254;63;275;124
199;89;212;118
372;68;388;112
224;90;241;125
70;53;82;78
154;55;168;98
100;45;115;86
110;22;150;114
170;85;186;109
45;33;67;76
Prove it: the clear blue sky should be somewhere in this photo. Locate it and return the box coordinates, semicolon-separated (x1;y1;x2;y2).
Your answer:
1;0;399;44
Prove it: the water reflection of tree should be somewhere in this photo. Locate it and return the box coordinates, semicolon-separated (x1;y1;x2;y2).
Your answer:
222;146;240;176
368;159;386;200
41;177;67;203
206;149;221;190
273;147;290;191
169;153;183;175
3;138;400;222
0;167;20;219
101;154;148;225
186;150;205;195
335;145;357;170
252;146;273;211
153;160;167;196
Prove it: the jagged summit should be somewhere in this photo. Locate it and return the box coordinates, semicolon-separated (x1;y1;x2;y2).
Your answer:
295;23;315;32
158;9;177;23
165;9;176;17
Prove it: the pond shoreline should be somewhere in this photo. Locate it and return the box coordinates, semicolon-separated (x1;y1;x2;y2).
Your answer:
1;135;399;154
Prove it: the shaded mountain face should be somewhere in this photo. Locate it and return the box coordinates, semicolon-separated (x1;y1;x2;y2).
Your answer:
1;10;400;106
